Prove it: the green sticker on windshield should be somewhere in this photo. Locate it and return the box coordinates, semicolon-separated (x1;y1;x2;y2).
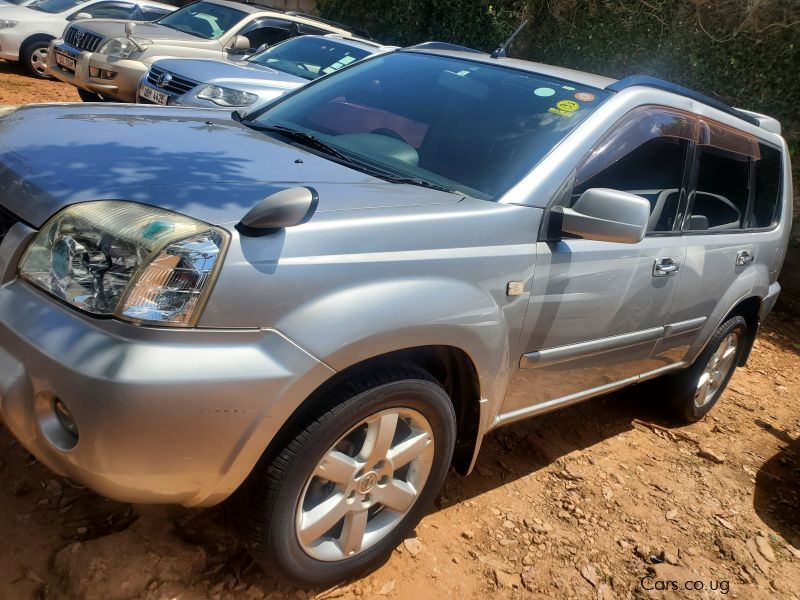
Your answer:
548;107;574;117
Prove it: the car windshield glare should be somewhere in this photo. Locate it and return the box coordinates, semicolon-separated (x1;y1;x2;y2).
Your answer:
156;1;245;40
30;0;89;13
252;52;609;200
248;37;372;81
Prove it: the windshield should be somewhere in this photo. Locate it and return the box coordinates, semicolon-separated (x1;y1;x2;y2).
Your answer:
252;52;609;200
5;0;31;5
30;0;88;14
247;36;373;81
156;1;245;40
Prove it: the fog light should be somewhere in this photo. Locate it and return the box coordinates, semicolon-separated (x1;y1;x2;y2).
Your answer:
89;68;117;80
35;392;79;451
53;397;78;437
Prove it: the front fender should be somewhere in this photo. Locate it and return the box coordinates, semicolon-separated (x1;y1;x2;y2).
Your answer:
276;276;518;410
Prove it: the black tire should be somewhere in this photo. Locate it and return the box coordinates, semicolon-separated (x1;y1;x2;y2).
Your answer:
78;88;107;102
663;315;747;422
236;365;456;585
21;41;51;79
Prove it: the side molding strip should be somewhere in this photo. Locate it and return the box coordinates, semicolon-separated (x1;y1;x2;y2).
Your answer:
663;316;707;337
520;326;664;370
492;362;685;429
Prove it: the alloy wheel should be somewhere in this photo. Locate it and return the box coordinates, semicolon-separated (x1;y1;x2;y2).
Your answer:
694;331;739;408
30;47;49;77
295;407;434;561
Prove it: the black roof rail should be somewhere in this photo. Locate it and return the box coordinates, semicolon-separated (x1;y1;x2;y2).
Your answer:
606;75;759;127
407;41;484;54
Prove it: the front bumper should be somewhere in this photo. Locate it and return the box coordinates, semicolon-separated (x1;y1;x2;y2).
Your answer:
0;227;335;506
45;41;147;102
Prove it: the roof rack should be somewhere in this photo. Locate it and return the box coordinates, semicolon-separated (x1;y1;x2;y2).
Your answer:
407;41;484;54
606;75;759;127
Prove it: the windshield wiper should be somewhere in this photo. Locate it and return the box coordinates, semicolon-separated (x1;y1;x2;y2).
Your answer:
376;175;456;194
244;123;352;162
239;121;458;194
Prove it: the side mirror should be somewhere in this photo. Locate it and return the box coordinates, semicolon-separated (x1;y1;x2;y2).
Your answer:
124;21;136;37
73;12;92;20
231;107;249;121
556;188;649;244
236;186;318;236
228;35;251;53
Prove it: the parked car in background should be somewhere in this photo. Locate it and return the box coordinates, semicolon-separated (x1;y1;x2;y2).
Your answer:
139;34;392;111
45;0;352;101
0;0;173;76
0;46;790;584
0;0;38;9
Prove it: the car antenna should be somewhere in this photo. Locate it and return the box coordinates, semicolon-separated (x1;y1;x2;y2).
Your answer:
490;20;528;59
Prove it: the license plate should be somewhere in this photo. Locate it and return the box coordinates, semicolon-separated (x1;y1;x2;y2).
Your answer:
139;84;169;105
55;51;76;70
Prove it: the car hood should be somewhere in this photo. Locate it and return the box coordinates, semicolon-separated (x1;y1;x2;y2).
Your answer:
155;57;306;88
0;104;459;228
76;20;214;44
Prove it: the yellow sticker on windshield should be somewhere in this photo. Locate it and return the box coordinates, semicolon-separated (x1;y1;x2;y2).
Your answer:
556;100;580;112
548;107;573;117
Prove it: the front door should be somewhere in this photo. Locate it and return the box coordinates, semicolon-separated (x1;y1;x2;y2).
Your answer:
501;108;696;419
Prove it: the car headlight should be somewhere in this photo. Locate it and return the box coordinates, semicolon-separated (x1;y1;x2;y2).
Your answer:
197;85;258;107
99;36;145;59
0;19;19;29
19;201;229;327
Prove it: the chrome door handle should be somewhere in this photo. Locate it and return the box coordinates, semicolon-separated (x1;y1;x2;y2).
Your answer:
736;250;754;266
653;257;680;277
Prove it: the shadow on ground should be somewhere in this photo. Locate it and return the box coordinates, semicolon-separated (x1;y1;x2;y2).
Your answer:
753;432;800;548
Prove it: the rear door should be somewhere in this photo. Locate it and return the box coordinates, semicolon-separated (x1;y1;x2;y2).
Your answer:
662;124;777;361
502;107;693;416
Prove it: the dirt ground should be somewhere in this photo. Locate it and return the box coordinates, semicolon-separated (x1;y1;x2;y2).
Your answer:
1;63;800;600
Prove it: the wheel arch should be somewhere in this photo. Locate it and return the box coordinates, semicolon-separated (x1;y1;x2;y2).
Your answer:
723;295;762;366
21;33;56;52
244;345;484;490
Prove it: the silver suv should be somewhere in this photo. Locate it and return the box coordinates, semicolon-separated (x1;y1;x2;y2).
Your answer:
0;47;789;584
137;34;392;111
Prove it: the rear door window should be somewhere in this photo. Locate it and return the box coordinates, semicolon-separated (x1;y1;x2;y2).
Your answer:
748;143;782;228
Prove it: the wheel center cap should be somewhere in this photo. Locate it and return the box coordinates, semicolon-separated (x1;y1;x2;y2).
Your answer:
357;471;378;493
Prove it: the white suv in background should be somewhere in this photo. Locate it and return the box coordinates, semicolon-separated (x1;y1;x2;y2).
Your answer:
0;0;173;76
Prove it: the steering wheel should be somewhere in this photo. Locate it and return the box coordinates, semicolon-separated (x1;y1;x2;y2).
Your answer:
370;128;407;143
